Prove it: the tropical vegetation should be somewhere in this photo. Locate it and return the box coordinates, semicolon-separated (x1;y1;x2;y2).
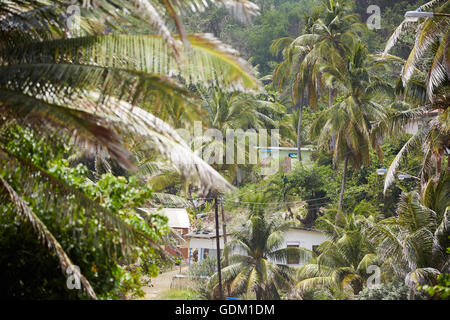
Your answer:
0;0;448;300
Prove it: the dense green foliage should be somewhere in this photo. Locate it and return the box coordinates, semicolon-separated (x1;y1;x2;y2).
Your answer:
356;281;425;300
0;0;448;301
0;126;169;299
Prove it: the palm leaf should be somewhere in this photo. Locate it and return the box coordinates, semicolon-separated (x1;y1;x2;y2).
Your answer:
0;175;97;299
383;0;446;55
426;33;450;101
383;129;427;194
3;34;260;91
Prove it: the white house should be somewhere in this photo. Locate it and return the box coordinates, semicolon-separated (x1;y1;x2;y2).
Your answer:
185;227;328;268
282;227;328;266
184;230;230;267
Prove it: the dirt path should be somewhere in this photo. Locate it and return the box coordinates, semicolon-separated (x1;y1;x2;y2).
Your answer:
140;265;189;300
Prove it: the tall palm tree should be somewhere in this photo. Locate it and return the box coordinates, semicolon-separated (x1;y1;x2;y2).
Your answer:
271;0;364;161
0;0;260;298
374;91;449;194
294;211;378;298
367;174;449;298
383;0;449;103
379;0;449;193
194;88;285;184
310;42;391;210
208;212;310;300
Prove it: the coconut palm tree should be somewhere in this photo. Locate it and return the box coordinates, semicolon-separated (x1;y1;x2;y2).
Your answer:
383;0;449;103
270;0;364;161
378;0;449;193
192;88;285;184
208;212;310;300
374;94;449;194
294;211;378;298
367;174;450;298
310;42;392;210
0;0;260;298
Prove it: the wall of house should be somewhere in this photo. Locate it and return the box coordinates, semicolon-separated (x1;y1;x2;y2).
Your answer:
282;229;329;266
189;236;226;251
187;229;328;267
283;229;328;250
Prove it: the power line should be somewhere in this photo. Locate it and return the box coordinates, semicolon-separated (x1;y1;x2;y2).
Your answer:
186;164;423;207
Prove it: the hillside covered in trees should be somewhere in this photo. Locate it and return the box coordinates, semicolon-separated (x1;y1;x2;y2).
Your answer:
0;0;448;301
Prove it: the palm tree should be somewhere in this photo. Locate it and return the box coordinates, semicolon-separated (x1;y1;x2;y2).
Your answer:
271;0;364;160
310;42;391;210
208;212;310;299
367;174;449;298
374;93;449;194
383;0;449;103
378;0;449;193
294;211;378;298
194;88;285;184
0;0;260;298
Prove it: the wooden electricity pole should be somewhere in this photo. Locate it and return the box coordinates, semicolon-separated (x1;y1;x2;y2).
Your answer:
220;199;231;297
214;195;223;299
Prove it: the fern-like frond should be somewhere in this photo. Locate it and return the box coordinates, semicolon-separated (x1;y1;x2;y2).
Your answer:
0;88;134;168
383;129;426;194
383;20;416;56
3;34;259;91
0;175;97;299
426;33;450;102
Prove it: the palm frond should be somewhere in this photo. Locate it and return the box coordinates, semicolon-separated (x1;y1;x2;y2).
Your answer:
382;0;448;55
150;192;188;207
383;20;416;56
0;88;134;168
269;37;294;56
3;34;260;91
405;267;441;287
384;129;427;194
426;33;450;102
0;175;97;299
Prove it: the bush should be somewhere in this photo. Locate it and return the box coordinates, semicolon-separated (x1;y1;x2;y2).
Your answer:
188;255;218;300
420;273;450;300
0;125;169;299
356;282;425;300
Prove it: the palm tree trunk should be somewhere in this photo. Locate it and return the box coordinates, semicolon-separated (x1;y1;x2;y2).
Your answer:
297;104;303;162
338;156;348;211
409;287;415;300
329;88;337;156
436;154;442;179
328;88;333;108
296;91;304;162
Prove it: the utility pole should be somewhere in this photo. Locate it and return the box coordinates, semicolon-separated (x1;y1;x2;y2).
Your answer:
214;195;223;299
220;199;231;297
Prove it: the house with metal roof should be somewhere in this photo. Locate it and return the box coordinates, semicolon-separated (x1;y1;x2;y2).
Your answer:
139;207;191;258
185;227;328;268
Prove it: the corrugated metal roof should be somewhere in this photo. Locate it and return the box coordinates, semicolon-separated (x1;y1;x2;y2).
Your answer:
139;208;190;229
185;229;231;238
162;208;190;229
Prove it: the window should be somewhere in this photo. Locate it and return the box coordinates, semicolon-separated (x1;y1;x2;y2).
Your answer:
203;248;209;259
287;243;300;265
